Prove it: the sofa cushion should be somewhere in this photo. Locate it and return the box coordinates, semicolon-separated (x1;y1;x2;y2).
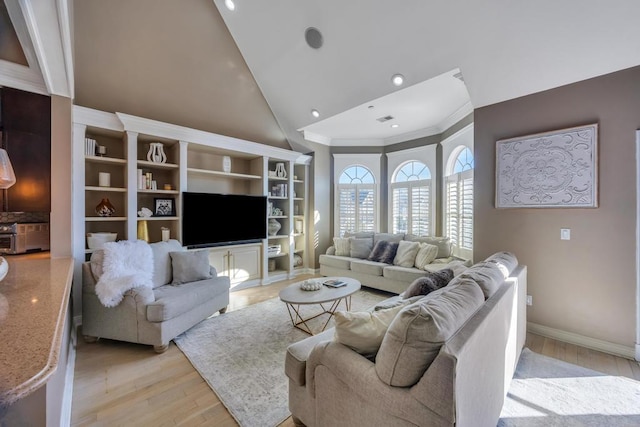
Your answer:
375;279;484;387
456;261;505;299
285;329;334;386
334;303;409;356
368;240;399;264
319;254;353;270
344;231;375;240
149;239;184;288
393;240;421;267
401;269;454;299
147;277;229;322
350;259;387;276
485;251;518;278
374;233;405;244
414;243;439;269
333;237;351;256
382;265;429;283
405;235;452;258
170;250;212;285
350;238;374;259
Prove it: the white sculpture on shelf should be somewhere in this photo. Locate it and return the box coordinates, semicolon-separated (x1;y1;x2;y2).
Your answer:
274;162;287;178
147;142;167;164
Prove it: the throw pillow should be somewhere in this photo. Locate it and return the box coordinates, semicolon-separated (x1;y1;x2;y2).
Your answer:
169;250;212;285
333;237;351;256
374;233;405;244
485;251;518;278
414;243;439;269
375;279;484;387
393;240;421;267
367;240;399;264
401;269;454;299
405;234;452;258
456;261;505;299
350;238;374;259
334;303;407;356
150;239;184;288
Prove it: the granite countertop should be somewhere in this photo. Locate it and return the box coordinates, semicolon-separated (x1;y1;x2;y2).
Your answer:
0;256;73;406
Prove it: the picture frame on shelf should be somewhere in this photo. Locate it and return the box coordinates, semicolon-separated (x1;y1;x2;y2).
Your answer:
154;197;175;216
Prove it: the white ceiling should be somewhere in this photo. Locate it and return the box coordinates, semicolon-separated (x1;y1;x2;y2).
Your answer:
213;0;640;146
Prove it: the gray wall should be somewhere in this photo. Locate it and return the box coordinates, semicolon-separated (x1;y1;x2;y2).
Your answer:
474;65;640;349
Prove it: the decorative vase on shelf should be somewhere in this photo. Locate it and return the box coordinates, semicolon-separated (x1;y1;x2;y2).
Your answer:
268;218;281;236
137;220;149;242
222;156;231;173
95;198;116;217
147;142;167;164
274;163;287;178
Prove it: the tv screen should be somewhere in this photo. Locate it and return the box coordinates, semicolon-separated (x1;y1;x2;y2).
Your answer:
182;192;267;248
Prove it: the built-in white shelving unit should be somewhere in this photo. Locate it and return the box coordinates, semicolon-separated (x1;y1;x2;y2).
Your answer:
72;106;312;290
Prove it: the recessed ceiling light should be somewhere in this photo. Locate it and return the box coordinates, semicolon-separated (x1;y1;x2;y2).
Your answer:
224;0;235;11
391;124;400;128
311;109;320;118
391;74;404;86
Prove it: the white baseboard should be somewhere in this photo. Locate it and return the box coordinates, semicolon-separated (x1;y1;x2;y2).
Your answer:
527;322;636;360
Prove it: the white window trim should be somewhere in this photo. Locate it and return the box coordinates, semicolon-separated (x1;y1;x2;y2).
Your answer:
333;153;381;236
441;123;474;259
386;146;436;235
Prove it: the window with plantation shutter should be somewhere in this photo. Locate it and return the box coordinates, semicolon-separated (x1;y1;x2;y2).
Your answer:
336;166;377;236
391;161;432;235
445;147;474;258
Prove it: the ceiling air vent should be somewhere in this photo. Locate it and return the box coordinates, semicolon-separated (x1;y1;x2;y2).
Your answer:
376;115;394;123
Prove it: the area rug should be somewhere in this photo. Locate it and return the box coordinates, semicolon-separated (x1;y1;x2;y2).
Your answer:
499;348;640;426
174;289;388;427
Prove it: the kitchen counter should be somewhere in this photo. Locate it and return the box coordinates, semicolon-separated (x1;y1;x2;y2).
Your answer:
0;256;73;406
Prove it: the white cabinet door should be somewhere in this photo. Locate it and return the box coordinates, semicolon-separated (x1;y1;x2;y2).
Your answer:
229;245;261;283
208;249;228;277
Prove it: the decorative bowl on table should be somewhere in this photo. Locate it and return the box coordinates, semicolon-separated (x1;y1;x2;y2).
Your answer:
87;232;117;250
300;279;322;291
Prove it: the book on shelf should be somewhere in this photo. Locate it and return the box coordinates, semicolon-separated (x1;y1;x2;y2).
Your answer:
323;279;346;288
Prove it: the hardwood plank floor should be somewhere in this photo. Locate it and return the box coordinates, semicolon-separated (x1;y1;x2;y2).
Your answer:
72;276;640;426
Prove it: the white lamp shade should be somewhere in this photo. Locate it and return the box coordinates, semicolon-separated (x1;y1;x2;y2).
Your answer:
0;149;16;189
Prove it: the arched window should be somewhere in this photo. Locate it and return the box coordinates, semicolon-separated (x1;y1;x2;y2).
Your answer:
391;161;432;235
445;146;474;256
336;165;376;236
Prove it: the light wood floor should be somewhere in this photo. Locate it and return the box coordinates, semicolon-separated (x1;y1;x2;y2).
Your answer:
71;276;640;426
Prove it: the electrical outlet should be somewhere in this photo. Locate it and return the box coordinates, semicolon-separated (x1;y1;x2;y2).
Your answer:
526;295;533;306
561;228;571;240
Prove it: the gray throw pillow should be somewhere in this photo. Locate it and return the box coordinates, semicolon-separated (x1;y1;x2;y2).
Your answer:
350;238;374;259
401;269;454;299
367;240;399;264
169;250;212;285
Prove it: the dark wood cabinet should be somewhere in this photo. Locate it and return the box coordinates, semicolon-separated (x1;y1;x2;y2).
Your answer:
0;87;51;212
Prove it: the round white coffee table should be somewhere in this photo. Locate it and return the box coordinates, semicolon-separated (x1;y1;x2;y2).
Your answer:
279;277;361;335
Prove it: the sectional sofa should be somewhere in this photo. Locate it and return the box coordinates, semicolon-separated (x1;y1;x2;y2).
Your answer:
286;252;527;427
319;232;471;294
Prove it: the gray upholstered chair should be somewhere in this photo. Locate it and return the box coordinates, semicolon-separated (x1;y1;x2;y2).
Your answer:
82;239;230;353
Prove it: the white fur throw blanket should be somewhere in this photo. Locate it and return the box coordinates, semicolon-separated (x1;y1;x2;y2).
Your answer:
95;240;154;307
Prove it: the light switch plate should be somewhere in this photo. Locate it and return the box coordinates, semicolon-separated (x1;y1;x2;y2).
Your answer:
561;228;571;240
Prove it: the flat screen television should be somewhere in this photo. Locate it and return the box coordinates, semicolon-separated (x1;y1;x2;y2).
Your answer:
182;192;267;248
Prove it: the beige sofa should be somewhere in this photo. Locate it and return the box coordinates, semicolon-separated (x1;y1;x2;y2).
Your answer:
320;232;470;294
82;239;230;352
286;252;527;427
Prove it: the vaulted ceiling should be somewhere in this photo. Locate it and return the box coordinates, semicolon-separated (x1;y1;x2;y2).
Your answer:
1;1;640;150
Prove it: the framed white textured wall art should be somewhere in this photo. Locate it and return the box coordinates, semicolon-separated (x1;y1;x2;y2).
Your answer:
496;124;598;208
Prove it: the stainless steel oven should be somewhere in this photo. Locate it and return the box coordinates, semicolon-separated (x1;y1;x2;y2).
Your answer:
0;222;50;254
